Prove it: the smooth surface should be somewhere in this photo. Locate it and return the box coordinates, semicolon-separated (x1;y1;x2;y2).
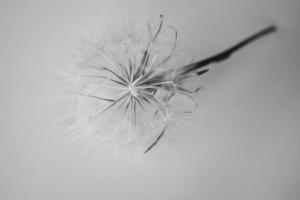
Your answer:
1;0;300;200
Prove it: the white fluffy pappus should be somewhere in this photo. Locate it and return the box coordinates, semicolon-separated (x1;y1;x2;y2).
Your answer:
58;14;198;156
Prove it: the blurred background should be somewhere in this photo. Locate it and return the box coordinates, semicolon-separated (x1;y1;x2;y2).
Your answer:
0;0;300;199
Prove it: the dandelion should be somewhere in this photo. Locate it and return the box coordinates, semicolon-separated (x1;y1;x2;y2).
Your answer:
62;14;276;154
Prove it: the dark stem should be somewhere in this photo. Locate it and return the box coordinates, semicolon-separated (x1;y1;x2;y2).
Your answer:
180;25;277;75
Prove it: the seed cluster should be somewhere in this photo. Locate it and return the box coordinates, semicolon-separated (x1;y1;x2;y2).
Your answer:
66;14;276;153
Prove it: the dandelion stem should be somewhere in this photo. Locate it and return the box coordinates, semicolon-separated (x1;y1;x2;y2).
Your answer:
179;25;277;75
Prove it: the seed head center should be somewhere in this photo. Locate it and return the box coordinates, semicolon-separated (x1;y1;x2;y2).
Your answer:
128;83;138;97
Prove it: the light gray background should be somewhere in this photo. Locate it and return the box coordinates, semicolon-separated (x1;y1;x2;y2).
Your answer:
1;0;300;200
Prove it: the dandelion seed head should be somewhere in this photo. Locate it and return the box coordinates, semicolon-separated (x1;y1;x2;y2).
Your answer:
54;5;277;157
58;12;202;156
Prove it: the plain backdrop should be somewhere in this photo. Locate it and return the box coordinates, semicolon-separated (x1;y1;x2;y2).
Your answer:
0;0;300;200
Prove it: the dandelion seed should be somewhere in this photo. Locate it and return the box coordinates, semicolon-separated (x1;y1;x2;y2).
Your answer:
60;14;277;155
